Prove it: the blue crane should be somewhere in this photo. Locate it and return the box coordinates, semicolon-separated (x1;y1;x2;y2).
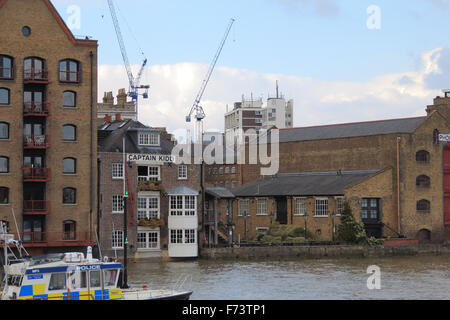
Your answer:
107;0;149;121
186;18;235;143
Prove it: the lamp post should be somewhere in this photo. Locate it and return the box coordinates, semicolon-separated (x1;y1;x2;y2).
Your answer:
243;211;249;241
331;211;336;242
304;213;308;241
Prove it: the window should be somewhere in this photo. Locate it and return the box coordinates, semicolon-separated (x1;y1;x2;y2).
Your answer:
63;158;76;174
169;195;196;216
417;200;431;213
257;199;267;215
63;220;76;240
314;198;328;217
0;88;9;105
63;188;76;204
49;273;66;291
219;167;223;175
360;198;379;220
178;165;187;180
185;229;196;244
137;196;159;220
138;166;159;181
138;133;159;146
416;175;431;188
0;55;13;79
0;156;9;173
137;231;159;249
63;91;76;108
112;195;124;213
112;163;123;179
24;57;46;81
433;129;440;145
112;230;123;248
225;167;230;174
231;167;236;174
62;125;76;141
416;150;430;164
22;26;31;37
0;122;9;139
336;197;344;215
238;199;250;216
0;187;8;204
104;269;118;287
295;198;307;215
90;270;101;288
59;59;80;82
170;229;183;244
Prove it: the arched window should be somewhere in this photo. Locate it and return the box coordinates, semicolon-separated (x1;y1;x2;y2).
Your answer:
0;122;9;139
63;158;76;174
416;175;431;188
416;150;430;164
23;57;47;81
62;125;76;141
59;59;80;83
0;88;10;105
0;55;13;79
63;187;76;204
433;129;440;145
62;91;76;108
418;229;431;242
63;220;76;240
0;156;9;173
0;187;8;204
417;199;430;212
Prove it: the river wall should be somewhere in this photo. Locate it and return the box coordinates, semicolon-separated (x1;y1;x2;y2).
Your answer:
199;243;450;260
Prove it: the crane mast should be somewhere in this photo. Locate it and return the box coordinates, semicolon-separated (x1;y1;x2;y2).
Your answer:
186;18;235;143
107;0;149;121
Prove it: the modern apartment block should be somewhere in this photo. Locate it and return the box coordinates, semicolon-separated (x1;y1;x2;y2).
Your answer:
0;0;98;255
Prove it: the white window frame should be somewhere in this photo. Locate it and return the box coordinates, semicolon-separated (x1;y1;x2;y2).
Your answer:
112;163;123;179
256;198;268;216
335;197;344;216
138;166;160;181
112;195;124;214
138;133;160;146
170;229;183;244
137;194;160;220
178;165;187;180
294;197;307;216
169;195;197;216
112;230;123;249
314;198;329;217
238;199;250;216
137;230;160;250
184;229;196;244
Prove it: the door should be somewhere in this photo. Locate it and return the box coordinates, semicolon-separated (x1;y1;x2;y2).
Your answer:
23;217;44;242
276;197;288;225
361;198;382;238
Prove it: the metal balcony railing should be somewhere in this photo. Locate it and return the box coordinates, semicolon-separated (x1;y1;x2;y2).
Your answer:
23;167;51;182
23;68;49;83
23;200;51;215
23;134;50;149
23;102;50;116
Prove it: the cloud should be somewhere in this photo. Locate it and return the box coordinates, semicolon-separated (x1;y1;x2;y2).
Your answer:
271;0;340;17
427;0;450;9
98;47;446;136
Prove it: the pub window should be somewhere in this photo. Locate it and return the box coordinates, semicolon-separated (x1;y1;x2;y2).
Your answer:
416;150;430;164
0;187;8;204
112;230;123;248
0;156;9;173
0;55;13;79
0;122;9;139
63;187;76;204
0;88;10;105
62;91;76;108
63;158;76;174
417;200;430;213
59;59;80;83
416;175;431;188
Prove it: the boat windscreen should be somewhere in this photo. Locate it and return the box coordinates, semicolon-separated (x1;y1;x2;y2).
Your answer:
29;253;65;266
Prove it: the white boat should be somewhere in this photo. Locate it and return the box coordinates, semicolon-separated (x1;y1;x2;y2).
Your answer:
1;246;192;301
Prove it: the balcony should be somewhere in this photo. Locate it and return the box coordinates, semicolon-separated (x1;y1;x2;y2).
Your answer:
23;200;50;215
11;231;94;247
23;134;50;149
24;102;50;117
23;167;51;182
23;68;49;84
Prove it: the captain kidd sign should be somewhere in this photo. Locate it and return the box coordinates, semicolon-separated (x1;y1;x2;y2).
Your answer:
439;134;450;142
127;154;175;164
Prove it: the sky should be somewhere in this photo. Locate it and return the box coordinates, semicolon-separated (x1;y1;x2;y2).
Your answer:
52;0;450;134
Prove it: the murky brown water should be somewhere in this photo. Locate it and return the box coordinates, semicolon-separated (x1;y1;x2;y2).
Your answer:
127;255;450;300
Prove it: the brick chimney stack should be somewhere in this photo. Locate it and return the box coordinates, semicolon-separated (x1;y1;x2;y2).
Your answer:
104;114;112;123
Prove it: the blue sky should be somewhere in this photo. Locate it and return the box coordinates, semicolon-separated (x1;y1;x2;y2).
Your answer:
52;0;450;132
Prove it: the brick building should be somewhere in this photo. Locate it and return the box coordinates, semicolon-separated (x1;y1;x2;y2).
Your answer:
97;119;203;259
0;0;98;255
225;93;450;243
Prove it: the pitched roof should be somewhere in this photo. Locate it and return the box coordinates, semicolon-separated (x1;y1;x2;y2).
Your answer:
231;170;379;197
205;187;235;199
279;117;426;143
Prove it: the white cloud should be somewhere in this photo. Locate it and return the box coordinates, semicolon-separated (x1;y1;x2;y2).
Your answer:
98;47;447;135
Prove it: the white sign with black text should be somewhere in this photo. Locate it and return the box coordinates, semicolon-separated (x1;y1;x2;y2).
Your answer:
126;153;175;164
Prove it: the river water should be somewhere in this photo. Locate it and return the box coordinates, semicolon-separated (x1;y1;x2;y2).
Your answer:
127;255;450;300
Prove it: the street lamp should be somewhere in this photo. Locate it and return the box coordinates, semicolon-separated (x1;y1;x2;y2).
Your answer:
304;212;309;240
331;211;336;242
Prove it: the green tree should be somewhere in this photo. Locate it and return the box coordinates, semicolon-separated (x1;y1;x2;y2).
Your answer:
336;201;370;245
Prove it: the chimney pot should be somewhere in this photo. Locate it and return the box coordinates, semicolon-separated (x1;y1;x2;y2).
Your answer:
104;114;112;123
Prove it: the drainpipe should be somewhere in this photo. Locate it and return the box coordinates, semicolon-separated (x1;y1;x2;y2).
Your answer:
89;51;94;240
396;137;401;235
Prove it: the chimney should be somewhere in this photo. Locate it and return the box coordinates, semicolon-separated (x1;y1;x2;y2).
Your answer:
104;114;112;123
117;88;127;106
115;113;121;121
103;91;114;104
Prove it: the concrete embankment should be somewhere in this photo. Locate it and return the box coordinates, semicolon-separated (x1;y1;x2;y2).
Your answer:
199;244;450;260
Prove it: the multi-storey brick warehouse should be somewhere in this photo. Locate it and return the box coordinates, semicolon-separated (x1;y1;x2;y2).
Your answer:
223;94;450;243
0;0;98;255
